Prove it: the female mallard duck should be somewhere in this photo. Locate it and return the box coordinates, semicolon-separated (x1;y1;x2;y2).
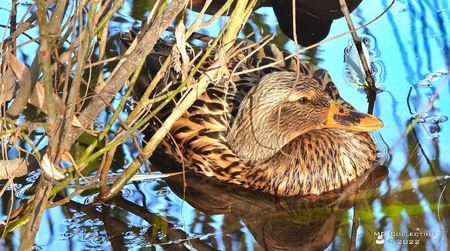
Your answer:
120;30;383;196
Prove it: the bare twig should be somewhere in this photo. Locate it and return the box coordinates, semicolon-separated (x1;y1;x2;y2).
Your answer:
63;0;189;151
60;0;99;163
9;0;17;52
99;139;116;197
80;62;145;166
18;178;52;250
35;0;56;124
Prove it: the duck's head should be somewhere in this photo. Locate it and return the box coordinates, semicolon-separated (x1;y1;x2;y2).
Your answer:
227;71;383;163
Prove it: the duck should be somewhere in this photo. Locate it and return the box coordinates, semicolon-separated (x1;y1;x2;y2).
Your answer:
120;29;383;196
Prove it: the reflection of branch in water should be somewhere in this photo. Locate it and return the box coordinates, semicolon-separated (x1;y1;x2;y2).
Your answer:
422;0;450;68
62;196;218;250
407;1;425;75
431;137;450;234
329;163;389;248
391;76;449;152
339;0;378;114
111;196;218;250
417;1;434;72
383;0;415;83
437;185;447;230
64;200;132;248
101;204;126;250
409;124;450;222
402;77;450;240
405;77;449;186
349;209;359;251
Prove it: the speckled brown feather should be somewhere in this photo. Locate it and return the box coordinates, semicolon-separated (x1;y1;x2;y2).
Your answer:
240;130;376;195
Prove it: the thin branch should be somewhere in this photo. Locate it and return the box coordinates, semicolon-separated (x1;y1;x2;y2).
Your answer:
35;0;56;124
63;0;189;151
18;178;52;250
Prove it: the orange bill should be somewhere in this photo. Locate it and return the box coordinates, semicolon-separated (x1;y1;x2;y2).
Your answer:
321;102;384;132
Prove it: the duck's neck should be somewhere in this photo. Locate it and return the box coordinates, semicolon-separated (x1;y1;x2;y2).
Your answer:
227;107;293;164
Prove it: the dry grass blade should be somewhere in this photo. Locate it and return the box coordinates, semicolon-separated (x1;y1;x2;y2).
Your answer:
0;159;30;179
175;22;190;81
1;52;29;105
40;154;66;181
128;172;184;182
0;67;16;105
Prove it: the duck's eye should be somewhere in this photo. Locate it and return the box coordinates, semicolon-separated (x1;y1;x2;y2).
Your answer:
298;97;308;104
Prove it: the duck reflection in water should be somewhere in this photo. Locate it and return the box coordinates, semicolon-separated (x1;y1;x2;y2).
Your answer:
60;159;387;250
151;153;388;250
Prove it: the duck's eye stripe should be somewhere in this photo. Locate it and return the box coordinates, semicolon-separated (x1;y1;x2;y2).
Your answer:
299;97;308;103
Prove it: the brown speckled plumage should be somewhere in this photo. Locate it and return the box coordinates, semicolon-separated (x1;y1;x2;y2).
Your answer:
120;30;382;196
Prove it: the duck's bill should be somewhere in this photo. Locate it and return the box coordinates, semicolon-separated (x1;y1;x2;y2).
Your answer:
321;102;384;132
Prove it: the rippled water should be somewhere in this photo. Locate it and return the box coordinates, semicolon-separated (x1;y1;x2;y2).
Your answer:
1;0;449;250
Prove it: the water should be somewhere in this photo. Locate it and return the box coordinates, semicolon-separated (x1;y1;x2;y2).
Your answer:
1;0;449;250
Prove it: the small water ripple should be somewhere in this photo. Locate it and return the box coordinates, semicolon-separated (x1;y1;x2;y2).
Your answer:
343;34;386;93
155;188;171;198
121;187;134;198
416;69;449;87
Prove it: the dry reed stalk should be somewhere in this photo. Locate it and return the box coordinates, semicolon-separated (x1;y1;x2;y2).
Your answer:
100;0;258;201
